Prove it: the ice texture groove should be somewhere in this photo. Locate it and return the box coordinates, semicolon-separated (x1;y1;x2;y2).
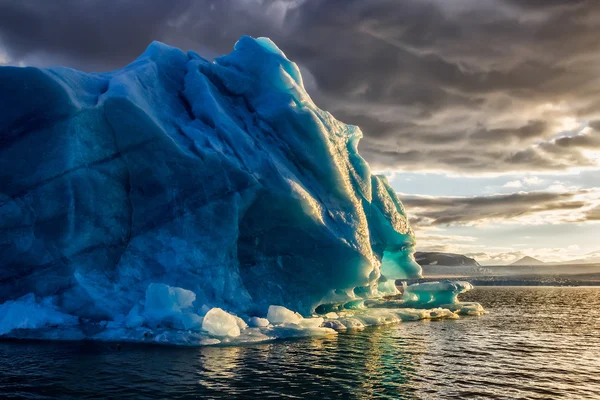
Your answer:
0;36;481;344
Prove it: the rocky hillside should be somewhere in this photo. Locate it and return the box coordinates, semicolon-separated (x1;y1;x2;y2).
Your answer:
415;252;480;267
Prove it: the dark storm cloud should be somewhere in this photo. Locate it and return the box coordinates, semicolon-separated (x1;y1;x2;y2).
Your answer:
470;120;549;144
552;134;600;149
1;0;600;173
585;205;600;221
0;0;193;71
589;120;600;131
400;190;592;226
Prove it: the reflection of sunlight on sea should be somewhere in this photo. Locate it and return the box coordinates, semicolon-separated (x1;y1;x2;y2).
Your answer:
198;346;243;389
193;322;434;398
1;287;600;399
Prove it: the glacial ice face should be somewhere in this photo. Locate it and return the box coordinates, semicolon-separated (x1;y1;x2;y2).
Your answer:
0;36;419;321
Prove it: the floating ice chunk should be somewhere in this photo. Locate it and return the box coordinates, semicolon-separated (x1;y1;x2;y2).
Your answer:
402;281;473;307
267;305;302;325
202;308;241;337
324;312;339;319
199;338;222;346
321;307;462;331
263;307;336;338
234;316;248;330
359;311;400;326
143;284;196;324
427;308;459;320
391;307;456;321
297;317;324;328
0;294;77;335
393;308;431;321
269;325;337;338
153;331;221;346
442;302;488;316
322;320;346;330
339;318;365;329
248;317;270;327
228;328;274;344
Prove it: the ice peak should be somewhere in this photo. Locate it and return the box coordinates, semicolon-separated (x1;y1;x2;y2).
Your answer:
136;40;187;63
214;35;308;104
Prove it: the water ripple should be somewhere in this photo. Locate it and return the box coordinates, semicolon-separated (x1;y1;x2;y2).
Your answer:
1;287;600;399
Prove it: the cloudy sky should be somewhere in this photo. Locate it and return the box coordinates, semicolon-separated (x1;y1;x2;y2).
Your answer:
1;0;599;264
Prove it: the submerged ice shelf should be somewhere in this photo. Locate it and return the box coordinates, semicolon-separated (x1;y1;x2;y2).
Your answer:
0;36;485;344
0;282;485;345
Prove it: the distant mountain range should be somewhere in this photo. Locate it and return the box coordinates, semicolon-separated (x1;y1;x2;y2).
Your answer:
512;252;600;266
556;250;600;266
414;252;480;267
415;251;600;267
511;256;545;266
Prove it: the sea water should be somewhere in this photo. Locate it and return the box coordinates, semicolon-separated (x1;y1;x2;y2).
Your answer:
1;286;598;399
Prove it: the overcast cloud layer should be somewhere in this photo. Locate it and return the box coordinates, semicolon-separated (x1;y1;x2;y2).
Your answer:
1;0;600;174
1;0;599;263
402;190;599;226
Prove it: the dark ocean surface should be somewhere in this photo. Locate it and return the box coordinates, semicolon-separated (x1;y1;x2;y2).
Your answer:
1;286;599;399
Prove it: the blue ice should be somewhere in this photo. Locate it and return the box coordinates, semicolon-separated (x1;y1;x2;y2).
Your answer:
0;37;483;344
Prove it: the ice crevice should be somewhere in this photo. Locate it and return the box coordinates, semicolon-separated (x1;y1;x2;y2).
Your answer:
0;36;486;345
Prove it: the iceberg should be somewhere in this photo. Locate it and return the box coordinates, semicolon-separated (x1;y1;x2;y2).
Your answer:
0;36;483;344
